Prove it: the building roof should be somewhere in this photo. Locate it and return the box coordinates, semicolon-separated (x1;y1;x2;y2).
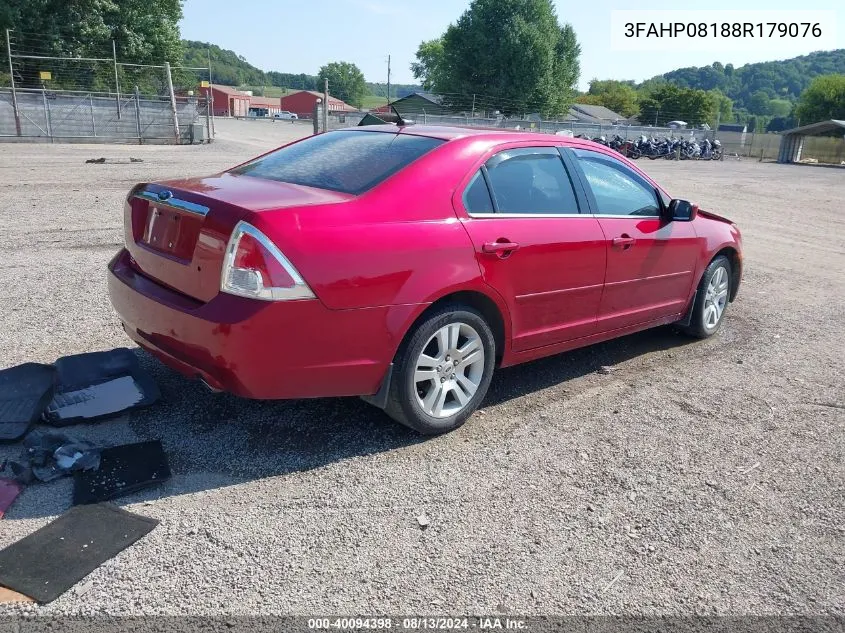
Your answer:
208;84;250;98
282;90;358;111
247;96;280;108
781;119;845;136
569;103;627;123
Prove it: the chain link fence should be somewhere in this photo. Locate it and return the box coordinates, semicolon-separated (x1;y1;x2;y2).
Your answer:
2;29;213;143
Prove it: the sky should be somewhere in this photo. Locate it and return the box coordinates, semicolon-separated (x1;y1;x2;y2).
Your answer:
179;0;844;91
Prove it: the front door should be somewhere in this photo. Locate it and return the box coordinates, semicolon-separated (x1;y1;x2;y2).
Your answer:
568;147;700;332
456;146;606;352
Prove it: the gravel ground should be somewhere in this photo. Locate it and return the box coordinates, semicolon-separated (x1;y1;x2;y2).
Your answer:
0;121;842;616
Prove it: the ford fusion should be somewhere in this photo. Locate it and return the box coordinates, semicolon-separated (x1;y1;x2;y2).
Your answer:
108;125;742;434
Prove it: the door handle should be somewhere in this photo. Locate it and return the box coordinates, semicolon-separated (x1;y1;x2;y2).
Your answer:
612;235;635;249
482;240;520;256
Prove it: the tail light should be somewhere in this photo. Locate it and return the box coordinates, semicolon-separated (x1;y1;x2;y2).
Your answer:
220;221;315;301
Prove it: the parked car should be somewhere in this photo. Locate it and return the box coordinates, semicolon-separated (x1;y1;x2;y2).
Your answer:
108;126;742;435
272;111;298;120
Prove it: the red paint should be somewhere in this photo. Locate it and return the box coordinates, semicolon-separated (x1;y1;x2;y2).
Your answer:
108;126;743;400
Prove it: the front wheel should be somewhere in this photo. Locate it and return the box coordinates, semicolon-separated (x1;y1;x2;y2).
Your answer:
679;256;732;338
383;305;496;435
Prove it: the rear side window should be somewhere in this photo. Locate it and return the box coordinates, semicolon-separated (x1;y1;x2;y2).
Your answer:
463;171;494;213
231;130;444;195
484;148;579;214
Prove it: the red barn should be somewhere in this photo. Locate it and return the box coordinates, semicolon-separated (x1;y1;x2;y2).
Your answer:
200;85;249;117
280;90;358;119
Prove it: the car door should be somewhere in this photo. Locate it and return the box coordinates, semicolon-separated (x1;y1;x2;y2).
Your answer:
566;147;700;332
455;146;606;352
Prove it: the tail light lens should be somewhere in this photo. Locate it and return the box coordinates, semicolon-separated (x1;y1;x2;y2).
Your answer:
221;221;315;301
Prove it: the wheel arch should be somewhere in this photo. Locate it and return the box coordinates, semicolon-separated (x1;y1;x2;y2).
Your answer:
712;246;742;301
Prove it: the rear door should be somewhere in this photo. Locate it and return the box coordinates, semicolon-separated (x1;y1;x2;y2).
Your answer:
455;146;606;352
566;147;700;331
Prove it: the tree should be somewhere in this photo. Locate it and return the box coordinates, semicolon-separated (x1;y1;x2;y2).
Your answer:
317;61;367;109
767;99;792;118
795;74;845;125
638;83;718;127
411;0;580;117
710;89;733;125
411;39;451;93
749;90;771;115
577;79;638;118
1;0;183;90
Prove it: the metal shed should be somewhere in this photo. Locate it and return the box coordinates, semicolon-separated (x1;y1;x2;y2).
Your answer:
777;119;845;163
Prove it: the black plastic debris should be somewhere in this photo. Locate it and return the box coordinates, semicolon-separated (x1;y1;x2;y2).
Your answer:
6;430;101;484
0;363;56;443
43;348;159;426
73;440;170;505
0;503;158;603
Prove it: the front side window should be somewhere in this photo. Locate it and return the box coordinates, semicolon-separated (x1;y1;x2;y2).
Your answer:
231;130;444;195
573;148;661;216
483;148;580;214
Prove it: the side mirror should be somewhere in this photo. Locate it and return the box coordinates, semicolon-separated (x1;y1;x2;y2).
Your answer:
667;199;699;222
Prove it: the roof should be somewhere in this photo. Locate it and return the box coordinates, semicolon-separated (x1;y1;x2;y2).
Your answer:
336;124;613;146
282;90;358;111
781;119;845;136
569;103;627;122
209;84;250;98
248;96;280;108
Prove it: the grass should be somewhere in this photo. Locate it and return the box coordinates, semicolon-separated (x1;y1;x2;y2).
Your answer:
360;94;388;109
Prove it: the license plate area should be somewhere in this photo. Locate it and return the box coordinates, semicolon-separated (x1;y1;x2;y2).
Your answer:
141;206;200;261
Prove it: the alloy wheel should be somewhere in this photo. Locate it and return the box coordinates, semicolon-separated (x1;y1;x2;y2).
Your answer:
703;265;729;329
414;322;485;418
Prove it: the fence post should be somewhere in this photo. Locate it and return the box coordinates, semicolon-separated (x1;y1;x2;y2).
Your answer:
5;29;21;136
204;95;211;143
207;49;215;138
164;62;180;144
90;93;96;137
42;86;53;142
112;40;121;119
322;78;328;134
134;86;143;144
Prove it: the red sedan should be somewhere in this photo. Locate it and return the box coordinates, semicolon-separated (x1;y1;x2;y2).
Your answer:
108;125;742;434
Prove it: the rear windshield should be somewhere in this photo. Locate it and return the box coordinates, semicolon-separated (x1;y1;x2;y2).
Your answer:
230;130;444;195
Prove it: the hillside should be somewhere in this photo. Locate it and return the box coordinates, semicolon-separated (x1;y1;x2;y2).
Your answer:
655;50;845;112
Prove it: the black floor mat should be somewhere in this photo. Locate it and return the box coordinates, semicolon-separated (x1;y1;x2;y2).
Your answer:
0;363;56;442
0;503;157;603
73;440;171;505
43;348;160;426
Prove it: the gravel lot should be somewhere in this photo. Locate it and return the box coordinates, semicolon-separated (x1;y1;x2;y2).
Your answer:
0;120;843;616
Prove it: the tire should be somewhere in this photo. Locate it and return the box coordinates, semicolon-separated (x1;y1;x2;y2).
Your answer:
383;305;496;435
678;256;732;339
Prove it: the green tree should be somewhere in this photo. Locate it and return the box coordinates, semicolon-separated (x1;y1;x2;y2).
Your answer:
576;79;638;118
1;0;183;90
412;0;581;117
410;39;452;93
749;90;771;114
710;89;733;125
638;83;717;127
767;99;792;117
794;74;845;125
317;61;367;109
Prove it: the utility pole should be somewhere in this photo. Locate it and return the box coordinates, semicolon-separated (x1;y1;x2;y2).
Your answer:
207;49;215;137
5;29;21;136
471;93;476;118
386;54;391;106
322;77;329;133
112;40;121;118
164;62;180;143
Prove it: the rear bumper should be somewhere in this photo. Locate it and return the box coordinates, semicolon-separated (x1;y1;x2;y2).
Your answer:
107;249;402;400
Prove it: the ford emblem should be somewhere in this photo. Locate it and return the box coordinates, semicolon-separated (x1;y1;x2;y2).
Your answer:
157;190;173;201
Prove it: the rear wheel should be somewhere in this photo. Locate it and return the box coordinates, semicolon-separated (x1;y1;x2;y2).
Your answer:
679;256;732;338
384;305;495;435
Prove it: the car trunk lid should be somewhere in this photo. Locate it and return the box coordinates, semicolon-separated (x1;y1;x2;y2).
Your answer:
124;174;351;302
